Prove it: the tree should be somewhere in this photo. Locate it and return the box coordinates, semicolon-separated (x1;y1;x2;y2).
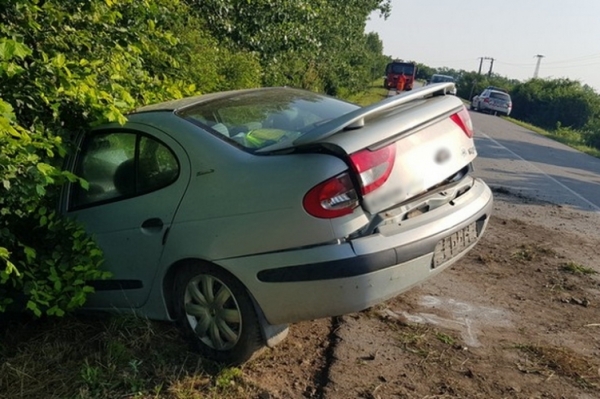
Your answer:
186;0;391;94
0;0;258;316
511;78;600;130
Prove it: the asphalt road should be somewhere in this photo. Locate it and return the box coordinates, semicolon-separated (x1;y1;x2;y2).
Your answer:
470;111;600;213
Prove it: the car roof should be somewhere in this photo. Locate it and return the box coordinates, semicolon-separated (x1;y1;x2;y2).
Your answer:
485;86;508;93
487;89;510;95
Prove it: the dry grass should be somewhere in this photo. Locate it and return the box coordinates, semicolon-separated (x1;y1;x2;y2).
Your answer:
515;344;600;390
511;243;556;262
561;261;598;276
0;314;256;399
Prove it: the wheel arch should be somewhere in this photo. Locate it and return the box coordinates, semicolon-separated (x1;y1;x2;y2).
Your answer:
161;257;288;349
162;257;227;320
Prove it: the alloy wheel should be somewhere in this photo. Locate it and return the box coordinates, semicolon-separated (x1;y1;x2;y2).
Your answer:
184;274;242;350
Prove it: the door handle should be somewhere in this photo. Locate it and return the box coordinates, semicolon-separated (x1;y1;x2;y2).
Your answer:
141;218;164;230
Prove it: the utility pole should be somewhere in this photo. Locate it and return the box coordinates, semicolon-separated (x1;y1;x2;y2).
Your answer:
533;54;545;78
477;57;494;76
488;58;495;77
472;56;493;100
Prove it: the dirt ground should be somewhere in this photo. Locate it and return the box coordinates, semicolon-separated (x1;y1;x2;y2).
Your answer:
2;190;600;399
242;190;600;399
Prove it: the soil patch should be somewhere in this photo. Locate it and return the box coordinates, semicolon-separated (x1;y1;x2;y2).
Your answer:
246;202;600;399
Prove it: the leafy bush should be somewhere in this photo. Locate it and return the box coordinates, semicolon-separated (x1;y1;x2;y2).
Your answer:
510;78;600;131
0;0;258;316
1;0;394;316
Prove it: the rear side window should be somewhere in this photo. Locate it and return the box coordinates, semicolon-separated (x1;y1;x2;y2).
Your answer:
70;131;179;209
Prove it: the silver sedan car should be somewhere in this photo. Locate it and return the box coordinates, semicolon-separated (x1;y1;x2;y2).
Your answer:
61;85;493;364
471;88;512;116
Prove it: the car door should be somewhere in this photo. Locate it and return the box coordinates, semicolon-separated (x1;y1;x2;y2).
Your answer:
64;122;190;309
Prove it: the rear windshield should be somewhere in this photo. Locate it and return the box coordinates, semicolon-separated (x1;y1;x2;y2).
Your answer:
490;92;510;101
178;88;358;151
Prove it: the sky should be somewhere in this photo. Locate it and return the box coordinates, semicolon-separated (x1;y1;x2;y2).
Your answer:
365;0;600;92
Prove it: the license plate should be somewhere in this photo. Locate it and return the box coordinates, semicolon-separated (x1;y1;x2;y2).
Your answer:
432;223;478;268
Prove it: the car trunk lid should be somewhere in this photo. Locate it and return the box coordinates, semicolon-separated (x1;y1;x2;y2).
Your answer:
268;84;476;215
339;99;476;214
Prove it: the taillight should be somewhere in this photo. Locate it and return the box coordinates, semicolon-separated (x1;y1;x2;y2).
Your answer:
450;106;474;138
303;172;359;218
349;143;396;195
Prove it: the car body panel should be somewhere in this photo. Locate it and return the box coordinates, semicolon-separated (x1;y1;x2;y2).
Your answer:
60;87;493;330
309;94;475;214
217;178;492;324
63;122;192;308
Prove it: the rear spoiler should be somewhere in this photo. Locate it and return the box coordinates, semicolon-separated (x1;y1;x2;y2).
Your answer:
256;82;455;153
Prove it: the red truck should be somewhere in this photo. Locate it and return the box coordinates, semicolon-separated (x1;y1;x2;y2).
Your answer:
383;60;417;91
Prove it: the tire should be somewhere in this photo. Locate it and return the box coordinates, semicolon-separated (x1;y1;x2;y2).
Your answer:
173;262;264;365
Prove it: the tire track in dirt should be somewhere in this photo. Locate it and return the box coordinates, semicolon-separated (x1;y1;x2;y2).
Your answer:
312;316;342;399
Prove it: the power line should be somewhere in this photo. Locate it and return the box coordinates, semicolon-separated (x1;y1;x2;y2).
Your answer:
542;61;600;70
496;59;600;70
543;53;600;65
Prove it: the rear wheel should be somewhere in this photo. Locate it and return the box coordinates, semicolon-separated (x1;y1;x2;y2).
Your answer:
173;262;264;365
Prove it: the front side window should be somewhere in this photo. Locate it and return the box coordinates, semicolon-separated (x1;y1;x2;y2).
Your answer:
70;131;179;209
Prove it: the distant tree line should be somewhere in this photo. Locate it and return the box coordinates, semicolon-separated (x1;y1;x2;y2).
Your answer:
417;63;600;152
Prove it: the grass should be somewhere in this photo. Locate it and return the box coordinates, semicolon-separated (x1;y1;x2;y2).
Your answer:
511;243;556;262
0;314;256;399
342;82;390;106
381;318;461;362
514;344;600;390
504;117;600;159
561;261;598;275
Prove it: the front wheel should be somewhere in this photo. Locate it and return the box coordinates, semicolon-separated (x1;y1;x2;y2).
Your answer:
173;262;264;365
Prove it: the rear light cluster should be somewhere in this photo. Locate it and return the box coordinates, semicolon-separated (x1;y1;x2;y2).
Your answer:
303;143;396;219
349;144;396;195
303;172;358;218
450;106;474;138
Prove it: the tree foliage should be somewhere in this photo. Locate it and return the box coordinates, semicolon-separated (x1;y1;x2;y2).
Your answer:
418;61;600;151
510;79;600;130
1;0;394;315
0;0;260;316
187;0;391;94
